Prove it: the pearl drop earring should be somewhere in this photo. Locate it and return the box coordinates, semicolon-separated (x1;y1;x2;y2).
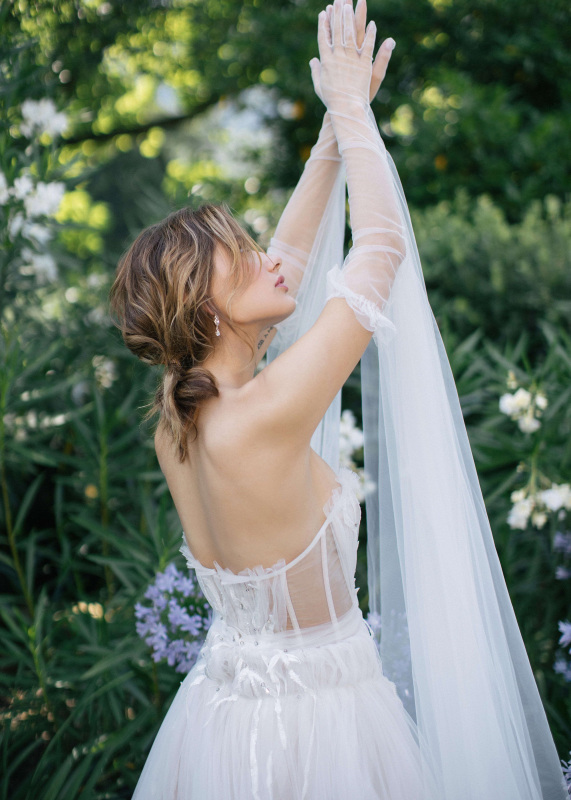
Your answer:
214;314;220;337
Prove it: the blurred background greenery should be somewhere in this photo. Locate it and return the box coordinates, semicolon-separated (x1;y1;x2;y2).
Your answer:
1;0;570;797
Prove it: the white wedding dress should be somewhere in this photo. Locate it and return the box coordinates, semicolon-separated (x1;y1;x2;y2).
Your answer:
132;466;430;800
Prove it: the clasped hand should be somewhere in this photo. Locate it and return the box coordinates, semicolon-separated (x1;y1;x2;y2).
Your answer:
310;0;395;110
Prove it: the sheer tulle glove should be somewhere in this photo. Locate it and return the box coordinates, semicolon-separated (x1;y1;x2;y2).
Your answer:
311;0;396;108
311;0;406;343
269;1;397;304
311;0;375;113
267;113;341;299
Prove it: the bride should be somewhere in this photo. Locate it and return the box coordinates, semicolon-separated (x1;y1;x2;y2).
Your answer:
110;1;567;798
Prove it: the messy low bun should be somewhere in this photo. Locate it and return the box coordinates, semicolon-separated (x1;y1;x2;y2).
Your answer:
109;202;263;462
156;363;219;455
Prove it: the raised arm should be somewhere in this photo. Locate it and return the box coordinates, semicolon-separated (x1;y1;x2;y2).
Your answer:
268;0;393;299
318;1;405;337
267;111;341;298
253;0;404;444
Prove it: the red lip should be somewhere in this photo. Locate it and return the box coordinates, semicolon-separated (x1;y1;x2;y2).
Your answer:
275;275;285;287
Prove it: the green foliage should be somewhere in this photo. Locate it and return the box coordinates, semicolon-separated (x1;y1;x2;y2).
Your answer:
412;190;571;346
448;324;571;752
1;359;187;798
5;0;571;219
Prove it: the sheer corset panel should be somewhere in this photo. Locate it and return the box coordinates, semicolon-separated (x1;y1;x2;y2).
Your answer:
180;467;362;643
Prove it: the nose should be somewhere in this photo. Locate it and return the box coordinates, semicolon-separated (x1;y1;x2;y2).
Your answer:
269;253;282;271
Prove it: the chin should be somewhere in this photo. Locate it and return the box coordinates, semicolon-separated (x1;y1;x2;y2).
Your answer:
273;296;296;325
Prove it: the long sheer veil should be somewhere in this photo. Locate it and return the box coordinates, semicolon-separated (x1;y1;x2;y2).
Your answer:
266;145;567;798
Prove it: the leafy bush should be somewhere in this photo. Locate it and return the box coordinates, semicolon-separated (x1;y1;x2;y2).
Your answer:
412;190;571;348
447;323;571;756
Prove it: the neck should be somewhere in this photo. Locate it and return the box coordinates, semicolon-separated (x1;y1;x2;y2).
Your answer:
202;322;274;390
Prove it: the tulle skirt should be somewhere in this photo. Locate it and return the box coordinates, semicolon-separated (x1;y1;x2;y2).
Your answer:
132;613;428;799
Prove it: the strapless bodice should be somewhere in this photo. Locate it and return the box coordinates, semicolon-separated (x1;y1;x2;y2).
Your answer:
180;466;363;645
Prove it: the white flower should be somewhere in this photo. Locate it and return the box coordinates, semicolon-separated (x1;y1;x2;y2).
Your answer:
517;411;541;434
540;484;571;513
24;181;65;218
21;98;68;139
40;413;67;428
357;470;376;501
0;171;9;204
11;173;34;200
22;222;52;245
92;355;117;389
340;409;364;449
499;390;532;418
506;371;518;390
499;393;518;416
339;409;365;468
20;247;58;282
512;387;532;412
507;497;534;530
531;511;547;529
510;489;526;503
535;393;548;411
8;212;25;239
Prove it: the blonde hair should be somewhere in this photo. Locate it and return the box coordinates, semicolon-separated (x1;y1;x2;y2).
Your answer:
109;203;263;462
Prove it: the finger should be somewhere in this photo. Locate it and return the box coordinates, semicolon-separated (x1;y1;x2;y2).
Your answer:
317;11;330;56
369;50;387;101
355;0;366;49
309;57;323;99
362;19;376;60
325;5;333;44
343;3;356;48
333;0;344;48
369;39;395;101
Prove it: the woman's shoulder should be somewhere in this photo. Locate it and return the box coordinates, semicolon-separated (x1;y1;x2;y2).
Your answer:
153;381;272;473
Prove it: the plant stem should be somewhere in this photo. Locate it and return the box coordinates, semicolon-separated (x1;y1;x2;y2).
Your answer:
99;426;114;599
151;661;161;711
0;331;34;617
29;628;56;729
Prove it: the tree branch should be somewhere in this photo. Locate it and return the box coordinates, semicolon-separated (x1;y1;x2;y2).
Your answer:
63;98;219;146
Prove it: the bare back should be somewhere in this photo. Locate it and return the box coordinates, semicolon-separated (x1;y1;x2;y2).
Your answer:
155;380;341;574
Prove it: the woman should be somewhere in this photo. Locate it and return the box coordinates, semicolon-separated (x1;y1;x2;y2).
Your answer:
111;1;567;798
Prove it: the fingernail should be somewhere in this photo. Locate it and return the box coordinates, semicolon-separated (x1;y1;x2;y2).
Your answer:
386;38;396;50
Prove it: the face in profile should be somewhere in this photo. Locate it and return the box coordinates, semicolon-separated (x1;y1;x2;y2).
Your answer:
210;245;297;331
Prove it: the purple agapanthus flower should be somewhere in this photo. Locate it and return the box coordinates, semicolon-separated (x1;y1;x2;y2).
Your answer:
554;656;571;683
560;752;571;795
135;562;212;674
558;621;571;650
553;531;571;556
